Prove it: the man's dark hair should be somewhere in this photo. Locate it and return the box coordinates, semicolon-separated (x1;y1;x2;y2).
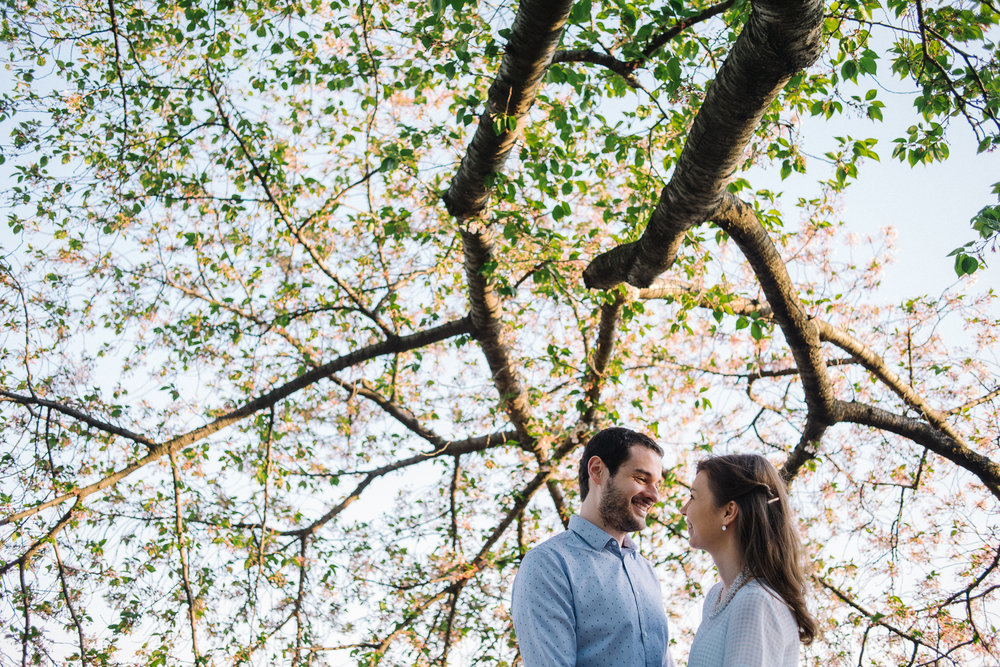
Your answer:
578;427;663;500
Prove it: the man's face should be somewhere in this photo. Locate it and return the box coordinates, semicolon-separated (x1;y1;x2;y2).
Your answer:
597;446;664;534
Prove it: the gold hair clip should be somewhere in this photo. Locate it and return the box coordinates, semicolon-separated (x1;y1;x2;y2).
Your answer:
767;496;780;504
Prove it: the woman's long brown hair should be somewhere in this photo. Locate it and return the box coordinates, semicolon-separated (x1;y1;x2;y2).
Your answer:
698;454;818;644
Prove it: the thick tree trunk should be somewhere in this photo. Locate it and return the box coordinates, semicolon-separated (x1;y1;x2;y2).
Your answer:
444;0;575;222
583;0;825;289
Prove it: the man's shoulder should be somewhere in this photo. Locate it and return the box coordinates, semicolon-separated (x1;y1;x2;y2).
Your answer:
517;527;603;575
520;529;578;563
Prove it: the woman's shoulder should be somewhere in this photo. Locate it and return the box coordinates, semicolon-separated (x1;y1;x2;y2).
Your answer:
730;578;794;618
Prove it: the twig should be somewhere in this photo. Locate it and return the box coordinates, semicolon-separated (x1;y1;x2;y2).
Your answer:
169;447;202;664
107;0;128;148
52;541;87;666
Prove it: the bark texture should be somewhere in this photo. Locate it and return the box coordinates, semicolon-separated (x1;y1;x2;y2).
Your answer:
583;0;825;289
462;228;536;446
443;0;575;221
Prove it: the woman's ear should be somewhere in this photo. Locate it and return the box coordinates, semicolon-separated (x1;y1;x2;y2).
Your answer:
723;500;739;525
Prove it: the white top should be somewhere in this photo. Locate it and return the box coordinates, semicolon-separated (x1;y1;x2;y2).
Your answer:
687;578;800;667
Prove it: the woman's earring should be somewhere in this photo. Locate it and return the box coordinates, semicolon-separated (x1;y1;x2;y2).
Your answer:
721;524;727;532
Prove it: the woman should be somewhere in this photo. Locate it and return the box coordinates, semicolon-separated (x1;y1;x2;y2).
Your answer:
681;454;817;665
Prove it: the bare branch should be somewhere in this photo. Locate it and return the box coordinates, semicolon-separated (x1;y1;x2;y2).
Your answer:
0;390;156;449
168;448;202;664
837;400;1000;500
52;541;86;667
1;317;473;527
817;320;967;447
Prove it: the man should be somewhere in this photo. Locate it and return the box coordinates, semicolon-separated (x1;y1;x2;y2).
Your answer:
511;427;675;666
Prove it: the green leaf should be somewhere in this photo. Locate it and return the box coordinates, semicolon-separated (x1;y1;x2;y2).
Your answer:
841;60;858;82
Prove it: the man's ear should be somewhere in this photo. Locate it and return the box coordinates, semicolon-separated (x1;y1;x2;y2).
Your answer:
587;455;607;489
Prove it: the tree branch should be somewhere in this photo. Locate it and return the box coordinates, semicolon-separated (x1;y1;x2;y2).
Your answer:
0;390;156;450
168;448;202;664
550;49;639;87
329;375;448;449
206;68;393;337
551;0;735;87
1;317;473;527
837;400;1000;500
52;541;86;667
816;319;968;448
461;228;536;448
712;194;838;424
580;294;625;427
107;0;128;146
814;574;941;655
640;0;737;61
637;275;773;318
293;536;309;666
583;0;825;289
368;452;564;662
443;0;575;220
949;386;1000;414
287;430;519;537
2;500;80;577
20;561;30;667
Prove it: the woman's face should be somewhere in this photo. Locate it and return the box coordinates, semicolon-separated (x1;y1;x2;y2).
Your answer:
680;470;728;551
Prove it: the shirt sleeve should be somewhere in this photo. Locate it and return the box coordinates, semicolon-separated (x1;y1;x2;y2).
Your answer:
722;587;790;667
511;547;576;667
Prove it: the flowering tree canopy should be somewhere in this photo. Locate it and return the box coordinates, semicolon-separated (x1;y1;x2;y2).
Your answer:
2;0;999;664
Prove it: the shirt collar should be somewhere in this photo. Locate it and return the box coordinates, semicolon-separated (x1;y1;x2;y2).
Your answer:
569;515;637;552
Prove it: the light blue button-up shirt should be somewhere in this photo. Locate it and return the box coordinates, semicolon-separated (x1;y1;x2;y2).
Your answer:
512;515;674;667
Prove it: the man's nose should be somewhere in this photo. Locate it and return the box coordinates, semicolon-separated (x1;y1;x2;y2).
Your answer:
645;482;661;502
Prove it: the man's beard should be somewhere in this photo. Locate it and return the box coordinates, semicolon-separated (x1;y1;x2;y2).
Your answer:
598;475;645;533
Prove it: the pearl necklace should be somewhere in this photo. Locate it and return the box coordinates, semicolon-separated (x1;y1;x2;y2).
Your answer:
709;571;751;618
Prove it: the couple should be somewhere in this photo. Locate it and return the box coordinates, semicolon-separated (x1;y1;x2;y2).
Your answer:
511;427;817;666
